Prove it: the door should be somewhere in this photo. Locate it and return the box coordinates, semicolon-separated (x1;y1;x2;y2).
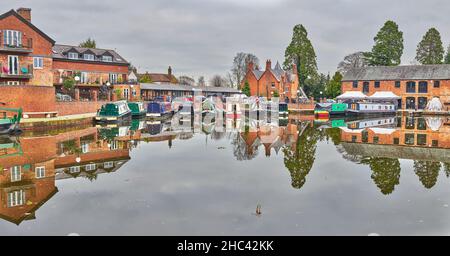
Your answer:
397;99;402;109
363;82;369;94
123;88;129;100
8;55;19;75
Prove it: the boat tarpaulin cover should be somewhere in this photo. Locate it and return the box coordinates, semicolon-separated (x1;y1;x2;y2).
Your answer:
336;91;368;100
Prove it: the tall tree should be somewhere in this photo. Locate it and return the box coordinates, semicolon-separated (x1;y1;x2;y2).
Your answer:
231;52;259;87
283;24;318;96
444;44;450;64
197;76;206;87
337;52;369;73
241;80;251;96
79;38;96;48
364;20;404;66
209;75;227;87
178;75;195;86
415;28;444;64
325;71;343;98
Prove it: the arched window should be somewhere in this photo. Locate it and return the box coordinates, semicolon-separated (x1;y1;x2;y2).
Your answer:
418;81;428;93
406;81;416;93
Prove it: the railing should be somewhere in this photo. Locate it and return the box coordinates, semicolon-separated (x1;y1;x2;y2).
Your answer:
0;37;33;53
0;63;33;79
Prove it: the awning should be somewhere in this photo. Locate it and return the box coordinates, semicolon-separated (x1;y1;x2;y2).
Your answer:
368;91;401;100
336;91;368;100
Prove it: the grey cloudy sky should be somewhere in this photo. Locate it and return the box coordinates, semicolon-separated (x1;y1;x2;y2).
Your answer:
2;0;450;80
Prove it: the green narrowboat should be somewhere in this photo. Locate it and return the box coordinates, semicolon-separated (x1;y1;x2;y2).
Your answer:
95;100;131;123
0;104;22;135
127;102;146;117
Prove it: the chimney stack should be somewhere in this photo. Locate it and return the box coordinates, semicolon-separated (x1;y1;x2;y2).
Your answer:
292;63;298;74
247;61;254;72
17;8;31;22
265;59;272;71
168;66;172;78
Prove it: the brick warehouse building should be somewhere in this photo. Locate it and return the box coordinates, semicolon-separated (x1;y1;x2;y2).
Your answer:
241;60;299;102
341;65;450;111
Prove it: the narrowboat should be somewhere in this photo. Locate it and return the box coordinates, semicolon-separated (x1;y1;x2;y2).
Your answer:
146;101;173;119
346;102;397;116
315;103;347;116
0;105;22;135
95;101;132;123
127;102;146;117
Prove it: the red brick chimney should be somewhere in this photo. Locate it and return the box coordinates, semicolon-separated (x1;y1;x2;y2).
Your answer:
17;8;31;22
168;66;172;78
265;59;272;71
292;63;298;74
247;61;254;72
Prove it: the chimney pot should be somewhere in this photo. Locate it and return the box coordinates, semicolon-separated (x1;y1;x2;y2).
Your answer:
265;59;272;71
17;8;31;22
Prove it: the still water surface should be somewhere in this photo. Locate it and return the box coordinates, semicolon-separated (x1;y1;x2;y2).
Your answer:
0;114;449;235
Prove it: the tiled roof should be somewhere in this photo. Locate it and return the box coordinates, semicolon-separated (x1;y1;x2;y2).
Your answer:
252;70;264;80
140;73;178;83
140;83;240;93
343;65;450;81
52;44;129;64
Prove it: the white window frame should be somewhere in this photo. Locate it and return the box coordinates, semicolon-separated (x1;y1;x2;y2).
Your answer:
68;52;79;59
3;30;22;47
35;166;46;179
8;55;19;75
109;140;118;150
69;166;80;173
123;88;129;99
81;141;90;153
7;81;19;85
104;162;114;168
102;55;113;62
109;73;118;84
85;164;96;171
7;190;25;208
80;72;88;84
83;53;95;61
33;57;44;69
10;166;21;182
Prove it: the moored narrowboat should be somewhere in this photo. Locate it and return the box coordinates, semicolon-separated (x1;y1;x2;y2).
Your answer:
127;102;146;117
146;101;173;119
95;100;132;123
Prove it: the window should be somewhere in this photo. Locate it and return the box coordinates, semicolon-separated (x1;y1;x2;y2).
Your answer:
393;138;400;145
132;89;137;97
432;140;438;147
81;142;89;153
8;55;19;75
271;83;275;88
363;82;369;93
7;81;19;85
405;97;416;110
104;162;114;169
395;81;401;88
418;97;427;110
352;81;358;88
109;73;118;84
68;52;79;59
102;55;113;62
417;118;427;130
35;166;45;178
351;135;357;142
10;166;21;182
434;80;440;88
83;53;95;61
3;30;22;47
362;130;368;143
109;140;118;150
405;134;415;145
374;81;380;88
33;57;43;69
405;117;415;129
69;166;80;173
85;164;96;171
80;72;88;84
123;88;129;99
418;81;428;93
373;136;379;144
7;190;24;207
417;134;427;146
406;81;416;93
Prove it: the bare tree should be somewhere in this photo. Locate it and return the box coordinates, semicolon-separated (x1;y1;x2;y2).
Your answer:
231;52;259;87
209;75;227;87
337;52;368;74
178;75;196;86
197;76;206;87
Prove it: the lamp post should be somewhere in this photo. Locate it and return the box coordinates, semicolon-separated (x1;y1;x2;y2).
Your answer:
320;91;323;102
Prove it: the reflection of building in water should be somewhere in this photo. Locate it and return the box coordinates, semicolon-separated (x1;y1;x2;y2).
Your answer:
338;116;450;193
0;126;134;225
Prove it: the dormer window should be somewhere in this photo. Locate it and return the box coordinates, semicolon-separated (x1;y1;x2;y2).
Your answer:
83;53;95;61
68;52;78;59
3;30;22;47
102;55;113;62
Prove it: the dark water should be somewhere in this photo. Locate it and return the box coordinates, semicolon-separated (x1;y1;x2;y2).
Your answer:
0;114;449;235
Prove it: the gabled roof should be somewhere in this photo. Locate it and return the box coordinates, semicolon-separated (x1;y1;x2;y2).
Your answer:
251;70;264;80
0;9;55;45
343;65;450;81
52;44;129;64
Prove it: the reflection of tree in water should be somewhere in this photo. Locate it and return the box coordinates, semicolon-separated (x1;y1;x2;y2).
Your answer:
282;124;319;189
414;161;441;189
324;127;341;145
231;131;258;161
361;157;400;195
443;163;450;178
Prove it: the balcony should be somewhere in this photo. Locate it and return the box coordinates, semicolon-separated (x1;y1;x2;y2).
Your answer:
0;63;33;79
0;38;33;53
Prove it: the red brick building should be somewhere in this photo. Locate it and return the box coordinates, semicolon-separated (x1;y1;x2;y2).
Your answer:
341;65;450;111
0;8;55;86
138;66;178;84
240;60;299;101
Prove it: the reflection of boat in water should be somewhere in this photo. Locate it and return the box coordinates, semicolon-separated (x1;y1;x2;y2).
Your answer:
0;136;22;158
345;116;397;129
